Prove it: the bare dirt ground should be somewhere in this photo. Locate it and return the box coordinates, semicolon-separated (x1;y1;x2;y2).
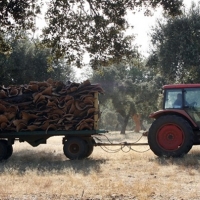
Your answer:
1;131;200;200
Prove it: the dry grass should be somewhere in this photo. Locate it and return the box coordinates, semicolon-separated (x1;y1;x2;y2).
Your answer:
1;131;200;199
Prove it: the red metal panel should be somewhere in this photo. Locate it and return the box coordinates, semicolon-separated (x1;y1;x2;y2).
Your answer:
149;109;197;127
163;84;200;89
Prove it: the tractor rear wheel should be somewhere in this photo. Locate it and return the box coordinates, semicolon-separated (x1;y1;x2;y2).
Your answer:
148;115;194;157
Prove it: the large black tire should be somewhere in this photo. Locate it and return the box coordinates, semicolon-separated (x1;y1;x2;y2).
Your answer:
0;140;8;161
63;137;87;160
1;140;13;160
148;115;194;157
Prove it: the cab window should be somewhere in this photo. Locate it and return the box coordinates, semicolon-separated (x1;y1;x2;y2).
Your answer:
184;88;200;108
164;89;182;109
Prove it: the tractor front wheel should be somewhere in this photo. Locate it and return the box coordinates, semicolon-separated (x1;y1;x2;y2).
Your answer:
148;115;194;157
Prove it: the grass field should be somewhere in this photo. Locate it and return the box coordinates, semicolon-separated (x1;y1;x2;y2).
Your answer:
0;131;200;199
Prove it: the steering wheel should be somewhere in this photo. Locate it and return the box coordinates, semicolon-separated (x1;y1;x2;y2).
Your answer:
189;101;197;110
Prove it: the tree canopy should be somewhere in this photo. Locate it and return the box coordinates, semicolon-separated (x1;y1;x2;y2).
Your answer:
91;57;161;133
0;0;183;68
147;3;200;83
0;36;73;85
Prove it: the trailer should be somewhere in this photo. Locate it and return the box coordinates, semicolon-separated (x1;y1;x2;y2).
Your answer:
0;79;114;161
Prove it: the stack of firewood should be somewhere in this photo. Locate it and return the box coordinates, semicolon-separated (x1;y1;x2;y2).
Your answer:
0;79;103;132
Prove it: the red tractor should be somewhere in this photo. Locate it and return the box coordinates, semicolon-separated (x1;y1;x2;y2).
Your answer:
148;84;200;157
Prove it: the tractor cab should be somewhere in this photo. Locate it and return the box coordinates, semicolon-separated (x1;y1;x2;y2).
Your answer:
163;84;200;127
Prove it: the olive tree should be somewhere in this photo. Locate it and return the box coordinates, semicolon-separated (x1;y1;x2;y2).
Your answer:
147;3;200;83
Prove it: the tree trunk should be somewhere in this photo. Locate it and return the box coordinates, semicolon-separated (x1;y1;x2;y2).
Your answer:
140;118;146;131
120;112;130;134
132;114;141;132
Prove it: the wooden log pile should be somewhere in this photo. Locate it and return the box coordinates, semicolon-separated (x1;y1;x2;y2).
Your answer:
0;79;103;132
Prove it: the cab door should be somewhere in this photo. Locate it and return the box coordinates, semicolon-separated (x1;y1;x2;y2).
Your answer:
184;88;200;127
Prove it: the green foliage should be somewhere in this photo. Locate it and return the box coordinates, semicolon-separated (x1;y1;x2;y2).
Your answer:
99;101;120;131
147;3;200;83
0;37;72;85
92;58;160;133
0;0;183;68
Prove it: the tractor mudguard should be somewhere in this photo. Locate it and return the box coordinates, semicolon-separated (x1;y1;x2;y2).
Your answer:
149;109;198;128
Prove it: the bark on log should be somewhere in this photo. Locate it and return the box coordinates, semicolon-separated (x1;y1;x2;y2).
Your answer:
0;79;103;132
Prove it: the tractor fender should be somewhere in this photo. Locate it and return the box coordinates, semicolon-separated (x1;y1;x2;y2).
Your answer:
149;109;197;128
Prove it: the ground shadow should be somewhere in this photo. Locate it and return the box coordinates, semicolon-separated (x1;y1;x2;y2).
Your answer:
153;151;200;169
0;150;107;175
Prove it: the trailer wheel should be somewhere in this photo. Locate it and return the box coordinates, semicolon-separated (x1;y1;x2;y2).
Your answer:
83;138;94;158
63;137;87;160
148;115;194;157
0;140;8;161
1;140;13;160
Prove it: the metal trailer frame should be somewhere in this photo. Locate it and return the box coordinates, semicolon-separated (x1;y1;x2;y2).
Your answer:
95;141;148;146
0;129;108;147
